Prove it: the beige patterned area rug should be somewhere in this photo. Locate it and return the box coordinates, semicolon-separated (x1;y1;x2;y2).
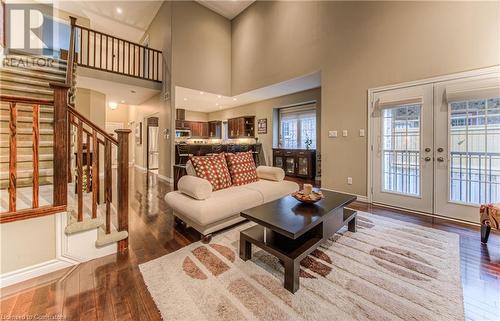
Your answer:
140;211;464;321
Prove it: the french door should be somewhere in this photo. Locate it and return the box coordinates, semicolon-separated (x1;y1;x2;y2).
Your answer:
371;71;500;223
372;84;434;213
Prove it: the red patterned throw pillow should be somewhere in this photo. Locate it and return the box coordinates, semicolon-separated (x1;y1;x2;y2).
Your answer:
225;152;258;186
190;154;232;191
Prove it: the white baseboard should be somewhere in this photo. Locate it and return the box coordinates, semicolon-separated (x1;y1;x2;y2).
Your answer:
320;187;369;203
0;258;75;288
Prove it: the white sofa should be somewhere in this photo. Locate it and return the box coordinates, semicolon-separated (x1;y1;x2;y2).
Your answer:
165;166;299;242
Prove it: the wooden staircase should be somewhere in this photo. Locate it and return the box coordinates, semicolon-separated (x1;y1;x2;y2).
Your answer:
0;54;68;189
0;13;164;257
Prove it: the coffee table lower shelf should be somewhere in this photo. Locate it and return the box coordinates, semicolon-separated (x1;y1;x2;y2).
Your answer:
239;225;323;293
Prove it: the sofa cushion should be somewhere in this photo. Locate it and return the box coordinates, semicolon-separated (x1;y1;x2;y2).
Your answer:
256;166;285;181
165;186;263;226
178;175;212;200
225;151;258;186
190;154;232;191
242;179;299;203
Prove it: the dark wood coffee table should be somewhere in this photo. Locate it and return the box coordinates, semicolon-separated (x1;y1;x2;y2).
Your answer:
239;190;357;293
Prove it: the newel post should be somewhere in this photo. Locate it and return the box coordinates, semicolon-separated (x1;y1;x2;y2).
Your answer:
50;83;70;207
115;129;131;252
66;16;77;85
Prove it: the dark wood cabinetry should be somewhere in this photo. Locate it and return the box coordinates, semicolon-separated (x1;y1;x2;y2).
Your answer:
228;116;255;138
175;120;211;138
273;148;316;180
208;121;222;138
189;121;208;138
175;120;190;129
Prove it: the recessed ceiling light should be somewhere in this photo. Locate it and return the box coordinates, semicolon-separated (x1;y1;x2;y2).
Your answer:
116;7;123;14
215;103;219;106
183;98;187;101
233;98;237;101
120;100;125;103
217;95;222;99
109;102;118;110
199;91;204;95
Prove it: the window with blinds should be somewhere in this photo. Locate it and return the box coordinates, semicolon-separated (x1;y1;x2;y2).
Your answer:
279;104;317;149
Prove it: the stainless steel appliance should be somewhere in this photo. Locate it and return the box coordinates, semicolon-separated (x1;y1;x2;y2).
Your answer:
148;126;159;170
175;129;191;139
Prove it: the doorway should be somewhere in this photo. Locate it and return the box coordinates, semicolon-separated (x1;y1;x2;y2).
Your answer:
370;68;500;223
146;116;159;173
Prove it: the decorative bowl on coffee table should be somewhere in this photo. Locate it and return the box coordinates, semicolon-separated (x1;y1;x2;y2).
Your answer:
291;190;324;204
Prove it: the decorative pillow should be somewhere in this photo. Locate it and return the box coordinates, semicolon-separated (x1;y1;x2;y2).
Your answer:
225;151;258;186
190;154;232;191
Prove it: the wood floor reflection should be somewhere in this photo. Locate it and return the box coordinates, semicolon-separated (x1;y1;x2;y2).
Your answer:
1;169;499;321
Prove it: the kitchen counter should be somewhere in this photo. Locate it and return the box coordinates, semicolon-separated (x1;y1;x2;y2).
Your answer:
174;143;264;165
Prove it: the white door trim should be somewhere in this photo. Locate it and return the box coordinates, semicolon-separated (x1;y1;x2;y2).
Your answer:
367;66;500;203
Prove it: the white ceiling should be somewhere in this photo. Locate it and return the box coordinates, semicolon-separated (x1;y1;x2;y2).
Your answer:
55;1;162;43
175;72;321;113
196;0;255;20
77;75;160;106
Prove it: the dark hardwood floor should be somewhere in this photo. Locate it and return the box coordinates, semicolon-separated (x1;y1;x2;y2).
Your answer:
1;169;499;321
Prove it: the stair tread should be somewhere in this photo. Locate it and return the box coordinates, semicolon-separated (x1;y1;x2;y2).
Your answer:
0;103;53;112
0;154;53;162
0;128;53;134
0;67;66;82
0;115;53;122
5;54;68;65
0;140;53;147
1;84;53;95
1;63;67;75
0;75;52;88
65;215;104;235
95;228;128;247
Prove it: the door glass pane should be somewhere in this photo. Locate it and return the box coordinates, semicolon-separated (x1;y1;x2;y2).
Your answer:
285;157;295;174
382;104;421;196
298;157;308;175
450;98;500;204
275;156;283;168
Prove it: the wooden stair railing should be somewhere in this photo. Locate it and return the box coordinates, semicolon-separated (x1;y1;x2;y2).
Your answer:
64;16;132;252
1;84;131;252
66;16;162;83
67;106;131;251
0;84;68;223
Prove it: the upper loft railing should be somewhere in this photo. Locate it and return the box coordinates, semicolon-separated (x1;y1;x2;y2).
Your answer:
66;16;163;83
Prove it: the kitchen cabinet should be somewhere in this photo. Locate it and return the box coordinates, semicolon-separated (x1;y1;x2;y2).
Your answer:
208;121;222;138
228;116;255;138
175;120;190;129
273;149;316;179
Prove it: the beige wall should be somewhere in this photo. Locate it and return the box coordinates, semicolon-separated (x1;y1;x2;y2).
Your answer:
232;1;500;196
106;104;129;125
0;216;56;274
74;88;106;129
136;2;173;178
185;110;209;122
172;1;232;96
208;88;321;166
